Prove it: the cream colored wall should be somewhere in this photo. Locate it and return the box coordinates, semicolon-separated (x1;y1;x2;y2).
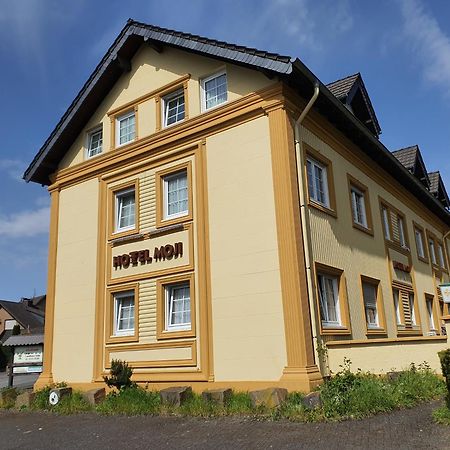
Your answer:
52;178;99;382
0;308;14;334
207;116;286;381
59;45;275;170
301;125;449;344
327;340;448;373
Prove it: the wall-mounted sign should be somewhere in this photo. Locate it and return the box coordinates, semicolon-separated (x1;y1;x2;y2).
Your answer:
440;283;450;304
109;227;192;282
393;261;411;273
113;242;183;269
13;345;43;374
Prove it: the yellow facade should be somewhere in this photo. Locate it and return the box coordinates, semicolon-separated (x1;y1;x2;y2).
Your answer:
30;23;450;393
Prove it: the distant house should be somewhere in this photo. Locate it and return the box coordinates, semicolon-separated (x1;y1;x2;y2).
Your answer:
0;296;45;345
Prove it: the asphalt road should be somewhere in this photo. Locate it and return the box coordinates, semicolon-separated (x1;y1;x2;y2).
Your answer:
0;401;449;449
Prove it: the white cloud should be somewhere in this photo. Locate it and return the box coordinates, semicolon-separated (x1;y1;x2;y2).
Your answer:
0;159;25;181
0;207;49;238
397;0;450;96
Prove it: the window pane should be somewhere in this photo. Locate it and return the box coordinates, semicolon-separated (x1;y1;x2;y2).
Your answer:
429;239;437;264
409;293;416;325
204;73;227;109
118;113;135;145
318;274;340;326
438;244;445;267
116;189;135;231
115;293;134;335
306;157;329;207
415;229;424;258
382;207;390;239
88;130;103;157
167;284;191;328
393;289;401;325
351;187;367;227
426;298;435;330
165;171;188;217
164;92;185;126
398;217;406;246
363;282;378;327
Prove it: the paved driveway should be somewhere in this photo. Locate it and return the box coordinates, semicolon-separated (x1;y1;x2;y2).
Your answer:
0;401;449;449
0;372;39;390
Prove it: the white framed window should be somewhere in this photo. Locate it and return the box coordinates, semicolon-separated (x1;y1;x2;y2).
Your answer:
113;291;135;336
87;128;103;158
408;293;416;325
165;282;191;331
115;188;135;232
351;186;367;228
201;71;227;111
438;243;446;268
362;281;379;328
306;157;329;207
163;170;188;220
116;111;135;146
317;273;341;327
163;90;185;127
429;238;437;265
426;297;436;330
397;216;406;248
414;228;425;259
393;288;402;325
382;206;391;240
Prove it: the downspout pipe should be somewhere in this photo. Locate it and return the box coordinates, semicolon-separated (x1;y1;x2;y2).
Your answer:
293;82;326;372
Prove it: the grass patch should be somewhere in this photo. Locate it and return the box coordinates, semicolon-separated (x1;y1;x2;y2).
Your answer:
0;387;17;409
10;361;445;421
31;387;93;414
96;386;160;416
433;405;450;425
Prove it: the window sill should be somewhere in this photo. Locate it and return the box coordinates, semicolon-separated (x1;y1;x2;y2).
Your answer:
352;222;374;236
366;328;387;336
105;333;139;345
308;201;337;218
109;227;139;242
385;239;410;255
157;328;195;340
417;255;429;264
396;328;423;337
156;212;192;229
320;326;351;336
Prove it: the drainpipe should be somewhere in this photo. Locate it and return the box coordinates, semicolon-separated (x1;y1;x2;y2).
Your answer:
293;82;327;373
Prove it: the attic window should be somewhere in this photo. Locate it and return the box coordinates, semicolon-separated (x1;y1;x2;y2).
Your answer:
116;110;136;146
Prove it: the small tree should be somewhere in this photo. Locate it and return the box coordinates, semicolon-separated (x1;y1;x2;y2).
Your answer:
103;359;134;391
438;349;450;408
12;325;20;336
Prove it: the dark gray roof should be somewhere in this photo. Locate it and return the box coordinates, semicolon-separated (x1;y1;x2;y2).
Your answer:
24;20;450;227
0;330;13;345
0;300;44;332
3;334;44;347
326;73;360;99
392;146;418;171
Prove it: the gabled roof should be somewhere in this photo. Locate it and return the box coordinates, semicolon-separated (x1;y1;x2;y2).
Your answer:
24;20;450;227
428;171;450;208
326;73;381;137
0;300;44;332
392;145;430;188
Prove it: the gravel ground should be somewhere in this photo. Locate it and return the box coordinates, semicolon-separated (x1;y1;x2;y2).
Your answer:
0;401;449;449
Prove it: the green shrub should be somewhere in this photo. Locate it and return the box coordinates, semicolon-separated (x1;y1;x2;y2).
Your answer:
96;386;160;415
0;387;17;409
438;349;450;408
103;359;134;391
0;345;11;371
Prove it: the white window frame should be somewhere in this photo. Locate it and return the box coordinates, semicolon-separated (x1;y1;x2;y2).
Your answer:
162;89;185;127
362;281;379;329
201;70;227;112
115;187;135;233
163;170;188;220
429;238;437;265
165;282;191;331
306;157;330;208
426;297;436;331
414;228;425;259
397;216;407;248
393;288;402;325
409;293;416;326
438;243;446;268
351;186;368;228
113;291;135;336
116;110;136;147
317;273;341;327
382;206;391;240
86;127;103;158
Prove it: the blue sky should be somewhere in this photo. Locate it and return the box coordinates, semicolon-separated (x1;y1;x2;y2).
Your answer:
1;0;450;300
